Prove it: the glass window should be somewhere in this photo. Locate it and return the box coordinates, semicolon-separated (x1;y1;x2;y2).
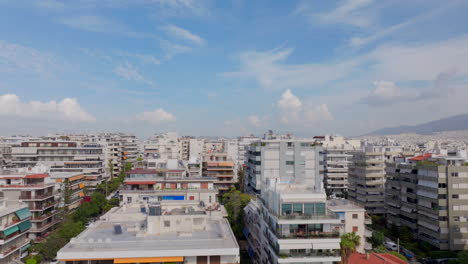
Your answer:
293;203;303;214
304;203;314;215
315;203;326;216
289;224;298;233
281;204;292;215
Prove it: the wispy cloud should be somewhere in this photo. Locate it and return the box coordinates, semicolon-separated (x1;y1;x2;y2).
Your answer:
277;89;333;124
115;51;161;65
151;0;209;18
160;40;192;59
0;94;95;122
114;62;154;86
0;40;61;76
58;15;126;33
162;24;205;46
297;0;375;28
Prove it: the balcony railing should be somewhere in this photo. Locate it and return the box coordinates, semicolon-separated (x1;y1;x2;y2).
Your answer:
278;214;339;220
278;250;341;259
28;201;57;211
19;192;54;200
277;231;340;239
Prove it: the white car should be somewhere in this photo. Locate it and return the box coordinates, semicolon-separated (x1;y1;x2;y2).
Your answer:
384;241;398;251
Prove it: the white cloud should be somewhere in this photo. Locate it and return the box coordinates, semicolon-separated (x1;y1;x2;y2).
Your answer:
162;24;205;46
277;89;302;124
114;62;154;85
151;0;209;18
160;40;192;59
297;0;374;28
0;94;95;122
0;40;59;75
247;115;262;127
137;108;176;124
304;104;334;122
224;35;468;91
59;15;125;33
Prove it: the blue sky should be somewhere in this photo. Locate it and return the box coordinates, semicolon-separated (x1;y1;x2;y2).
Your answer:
1;0;468;138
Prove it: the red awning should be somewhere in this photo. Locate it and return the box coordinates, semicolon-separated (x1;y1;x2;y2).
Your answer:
25;174;48;179
125;181;156;185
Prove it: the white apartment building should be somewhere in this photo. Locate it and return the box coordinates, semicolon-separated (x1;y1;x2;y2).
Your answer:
11;141;105;189
314;136;360;198
144;132;179;160
0;198;31;264
244;138;323;195
189;138;204;161
57;200;240;264
237;136;259;168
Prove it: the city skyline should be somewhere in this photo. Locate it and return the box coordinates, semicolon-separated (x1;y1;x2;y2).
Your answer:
1;0;468;138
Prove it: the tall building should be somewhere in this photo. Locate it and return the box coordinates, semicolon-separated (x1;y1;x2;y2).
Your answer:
144;132;179;160
11;141;105;189
314;135;360;198
57;200;240;263
0;198;32;264
178;137;191;160
386;154;468;250
348;151;386;215
0;170;58;242
244;138;323;195
243;142;349;263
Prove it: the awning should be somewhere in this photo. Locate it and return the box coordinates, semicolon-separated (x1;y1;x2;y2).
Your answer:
3;225;19;237
69;175;84;181
15;208;31;220
79;183;85;189
114;257;184;263
79;192;85;197
125;181;156;185
18;220;32;232
21;243;31;252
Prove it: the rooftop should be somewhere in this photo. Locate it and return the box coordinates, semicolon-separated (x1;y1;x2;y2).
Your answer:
348;253;407;264
57;202;238;261
327;199;366;212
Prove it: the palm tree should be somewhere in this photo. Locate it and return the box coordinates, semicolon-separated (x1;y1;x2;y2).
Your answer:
340;232;361;264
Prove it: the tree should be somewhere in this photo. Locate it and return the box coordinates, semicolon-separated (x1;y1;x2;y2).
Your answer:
399;226;413;243
222;188;251;239
371;231;385;247
234;167;245;191
108;159;114;180
340;232;361;264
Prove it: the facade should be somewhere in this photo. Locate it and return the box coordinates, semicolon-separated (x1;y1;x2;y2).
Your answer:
11;141;105;189
237;136;259;169
121;167;218;207
188;138;204;162
57;200;239;264
0;199;32;264
386;154;468;250
144;132;179;160
327;199;372;252
0;170;58;242
244;139;323;195
314;136;360;198
178;137;191;160
348;151;386;215
202;153;236;193
50;172;85;211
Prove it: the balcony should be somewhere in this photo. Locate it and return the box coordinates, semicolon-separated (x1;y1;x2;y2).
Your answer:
277;249;341;261
277;231;340;239
19;192;54;201
29;219;59;233
31;211;58;222
0;239;29;258
28;201;57;211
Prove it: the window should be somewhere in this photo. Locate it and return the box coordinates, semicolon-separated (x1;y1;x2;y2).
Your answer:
304;203;314;215
164;221;170;227
452;172;459;177
189;196;194;200
209;196;212;203
453;194;459;199
287;142;293;147
438;194;447;199
454;216;460;222
281;204;292;215
293;204;303;215
127;197;132;203
439;183;447;188
315;203;326;216
353;226;359;232
286;161;294;165
352;214;358;219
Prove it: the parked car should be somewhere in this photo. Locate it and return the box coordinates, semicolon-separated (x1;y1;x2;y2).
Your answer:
384;241;398;251
50;258;59;264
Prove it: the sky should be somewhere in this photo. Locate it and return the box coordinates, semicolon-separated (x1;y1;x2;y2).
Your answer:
1;0;468;138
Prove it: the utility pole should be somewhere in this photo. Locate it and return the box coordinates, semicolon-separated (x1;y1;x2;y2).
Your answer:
397;238;400;254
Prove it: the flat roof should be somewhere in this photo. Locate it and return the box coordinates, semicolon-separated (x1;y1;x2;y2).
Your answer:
327;199;365;212
57;203;239;260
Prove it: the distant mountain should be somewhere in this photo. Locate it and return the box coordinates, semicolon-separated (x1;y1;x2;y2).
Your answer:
366;114;468;135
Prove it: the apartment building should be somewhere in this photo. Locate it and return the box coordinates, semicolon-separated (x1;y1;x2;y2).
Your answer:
11;141;105;189
119;134;139;165
386;154;468;250
244;138;323;195
314;135;360;198
0;199;31;264
88;134;124;179
50;172;85;211
348;151;386;215
178;137;191;160
237;136;259;167
327;199;372;252
144;132;179;160
57;200;239;264
189;138;204;161
0;170;58;242
121;166;218;206
202;153;236;193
